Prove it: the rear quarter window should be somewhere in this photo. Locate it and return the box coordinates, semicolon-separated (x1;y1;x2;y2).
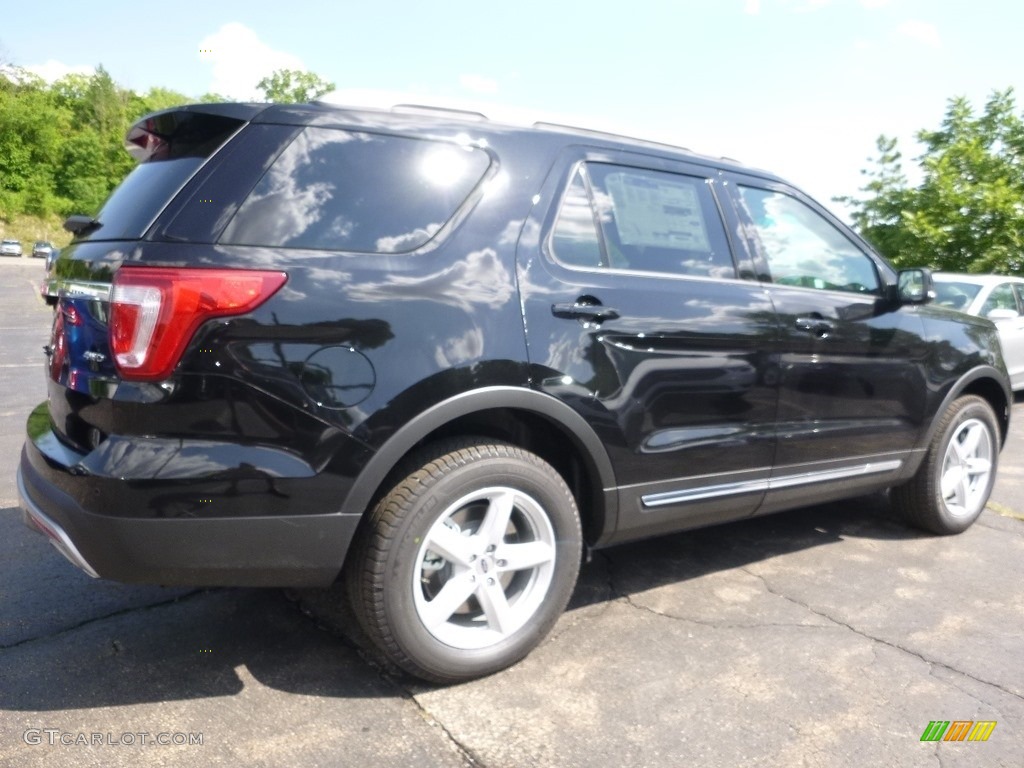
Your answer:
220;128;491;253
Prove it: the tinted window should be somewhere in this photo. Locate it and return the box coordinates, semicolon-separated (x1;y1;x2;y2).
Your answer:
980;283;1021;316
158;124;302;244
221;128;490;253
551;162;735;278
86;159;205;241
79;113;244;242
738;186;879;294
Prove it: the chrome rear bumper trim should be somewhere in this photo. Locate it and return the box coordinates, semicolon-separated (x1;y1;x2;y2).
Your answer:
17;467;100;578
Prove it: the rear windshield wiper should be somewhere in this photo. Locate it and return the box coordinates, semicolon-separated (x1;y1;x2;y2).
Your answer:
63;215;103;237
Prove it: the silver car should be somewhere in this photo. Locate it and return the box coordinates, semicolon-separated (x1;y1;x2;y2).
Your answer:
933;273;1024;391
0;239;23;257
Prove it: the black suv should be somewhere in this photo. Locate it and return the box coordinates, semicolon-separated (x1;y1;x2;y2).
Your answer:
19;101;1012;683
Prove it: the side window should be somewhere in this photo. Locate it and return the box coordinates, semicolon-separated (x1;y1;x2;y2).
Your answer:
550;162;736;278
738;186;880;294
980;284;1020;317
221;127;490;253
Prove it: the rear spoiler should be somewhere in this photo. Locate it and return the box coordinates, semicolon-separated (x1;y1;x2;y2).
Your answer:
124;103;267;162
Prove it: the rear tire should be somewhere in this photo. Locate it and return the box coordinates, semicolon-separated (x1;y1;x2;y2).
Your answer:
346;439;582;683
892;395;999;535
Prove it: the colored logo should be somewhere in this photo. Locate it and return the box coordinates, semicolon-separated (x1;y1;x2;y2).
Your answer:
920;721;996;742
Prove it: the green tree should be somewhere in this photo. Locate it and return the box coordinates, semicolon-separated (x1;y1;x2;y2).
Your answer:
0;69;69;218
197;91;228;104
55;130;114;215
133;86;192;116
256;68;334;103
841;89;1024;274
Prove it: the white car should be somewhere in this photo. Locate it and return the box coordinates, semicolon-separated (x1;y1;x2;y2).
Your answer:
0;239;23;257
933;273;1024;391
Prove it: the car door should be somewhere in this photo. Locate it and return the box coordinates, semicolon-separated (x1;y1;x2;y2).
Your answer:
517;150;781;543
980;282;1024;391
720;175;929;514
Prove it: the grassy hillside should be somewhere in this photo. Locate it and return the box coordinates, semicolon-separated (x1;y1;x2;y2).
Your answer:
0;213;72;251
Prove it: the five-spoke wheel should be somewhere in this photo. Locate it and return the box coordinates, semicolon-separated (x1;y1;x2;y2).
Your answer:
893;395;1000;534
346;440;582;683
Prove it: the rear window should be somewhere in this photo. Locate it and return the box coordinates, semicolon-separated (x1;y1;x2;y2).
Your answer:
78;112;245;242
85;159;206;241
219;128;491;253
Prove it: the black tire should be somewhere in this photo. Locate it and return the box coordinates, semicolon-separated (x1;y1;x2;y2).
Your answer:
892;395;1000;535
345;439;582;683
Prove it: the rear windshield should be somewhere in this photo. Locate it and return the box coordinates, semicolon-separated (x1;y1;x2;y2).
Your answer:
84;158;207;241
76;112;244;242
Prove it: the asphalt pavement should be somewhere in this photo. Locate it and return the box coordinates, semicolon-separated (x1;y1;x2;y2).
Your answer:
1;258;1022;767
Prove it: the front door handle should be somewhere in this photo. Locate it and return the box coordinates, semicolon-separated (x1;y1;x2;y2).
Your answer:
795;316;834;338
551;301;621;323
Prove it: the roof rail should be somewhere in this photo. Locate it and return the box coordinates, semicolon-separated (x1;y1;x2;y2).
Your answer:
532;121;691;153
390;104;489;121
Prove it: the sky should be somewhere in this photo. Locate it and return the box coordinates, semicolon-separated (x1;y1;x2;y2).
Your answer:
4;0;1024;219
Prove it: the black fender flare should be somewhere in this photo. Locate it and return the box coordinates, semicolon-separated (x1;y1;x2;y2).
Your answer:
339;386;619;537
901;364;1012;480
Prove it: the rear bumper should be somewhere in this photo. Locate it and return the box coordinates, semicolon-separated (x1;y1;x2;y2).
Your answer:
19;467;100;578
18;431;363;588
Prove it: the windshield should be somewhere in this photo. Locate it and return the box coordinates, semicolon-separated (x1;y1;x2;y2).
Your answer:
933;281;982;311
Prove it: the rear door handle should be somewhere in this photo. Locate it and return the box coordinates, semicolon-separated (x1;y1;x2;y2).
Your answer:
795;316;834;338
551;301;621;322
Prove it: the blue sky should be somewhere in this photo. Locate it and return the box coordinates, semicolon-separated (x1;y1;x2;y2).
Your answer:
4;0;1023;217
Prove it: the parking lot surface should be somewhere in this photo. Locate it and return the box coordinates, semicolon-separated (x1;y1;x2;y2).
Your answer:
1;260;1022;767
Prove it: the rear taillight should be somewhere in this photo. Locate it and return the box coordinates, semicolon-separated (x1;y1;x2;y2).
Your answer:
110;267;287;381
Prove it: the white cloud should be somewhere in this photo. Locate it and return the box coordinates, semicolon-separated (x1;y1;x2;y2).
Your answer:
24;60;94;83
198;23;305;100
459;73;499;94
744;0;761;14
898;19;941;48
859;0;890;7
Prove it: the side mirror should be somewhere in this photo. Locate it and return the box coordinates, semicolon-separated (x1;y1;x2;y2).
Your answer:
897;267;934;305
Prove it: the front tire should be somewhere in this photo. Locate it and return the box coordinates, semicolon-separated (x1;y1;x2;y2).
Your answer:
892;395;1000;535
347;439;582;683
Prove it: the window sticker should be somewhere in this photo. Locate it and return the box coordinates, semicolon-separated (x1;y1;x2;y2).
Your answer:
604;172;711;252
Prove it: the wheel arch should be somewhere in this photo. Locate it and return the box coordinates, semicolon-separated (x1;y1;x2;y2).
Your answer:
340;386;619;546
920;366;1011;453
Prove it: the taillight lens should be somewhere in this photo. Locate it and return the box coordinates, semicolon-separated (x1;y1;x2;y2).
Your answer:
110;267;287;381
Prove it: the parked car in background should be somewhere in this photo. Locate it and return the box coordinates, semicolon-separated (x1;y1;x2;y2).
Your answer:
32;241;53;259
0;239;23;257
933;273;1024;391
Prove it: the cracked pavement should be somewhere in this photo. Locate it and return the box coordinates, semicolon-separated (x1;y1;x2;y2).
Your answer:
1;260;1022;766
